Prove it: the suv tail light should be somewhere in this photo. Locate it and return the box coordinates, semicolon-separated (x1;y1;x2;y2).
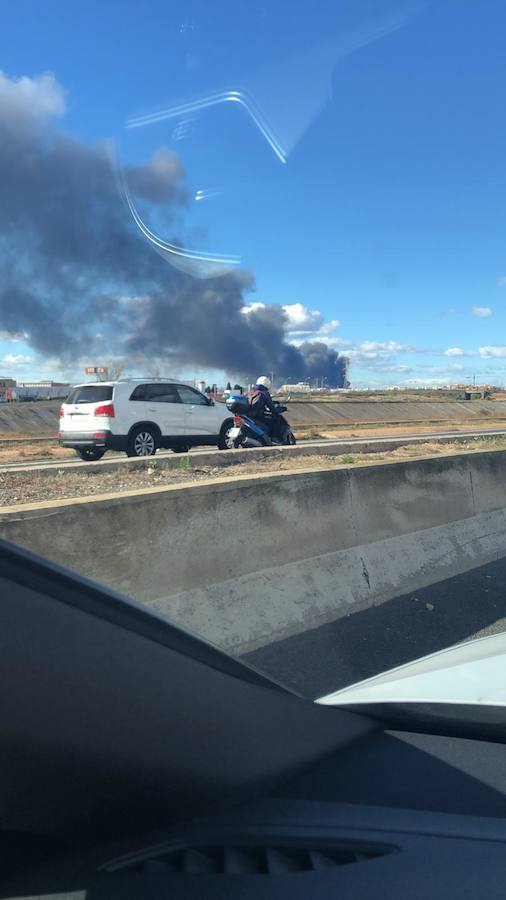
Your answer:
59;406;64;418
95;403;115;417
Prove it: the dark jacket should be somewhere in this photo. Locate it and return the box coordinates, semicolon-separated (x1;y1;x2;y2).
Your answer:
249;383;277;417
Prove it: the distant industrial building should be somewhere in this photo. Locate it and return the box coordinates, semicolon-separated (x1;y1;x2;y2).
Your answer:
5;381;71;401
19;381;70;389
280;382;311;394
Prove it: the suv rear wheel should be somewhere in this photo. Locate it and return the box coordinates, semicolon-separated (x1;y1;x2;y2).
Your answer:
127;426;158;457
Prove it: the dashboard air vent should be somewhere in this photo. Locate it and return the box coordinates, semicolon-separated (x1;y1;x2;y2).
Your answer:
129;842;394;876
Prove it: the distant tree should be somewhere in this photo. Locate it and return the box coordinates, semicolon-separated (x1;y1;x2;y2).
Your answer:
233;383;243;394
102;359;125;381
146;363;161;378
205;385;211;394
226;381;232;391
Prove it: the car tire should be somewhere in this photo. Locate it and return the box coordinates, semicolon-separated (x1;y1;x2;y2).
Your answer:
172;446;190;453
218;419;235;449
126;426;158;457
75;448;106;462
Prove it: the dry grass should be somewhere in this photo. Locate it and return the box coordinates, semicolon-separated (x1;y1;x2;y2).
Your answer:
0;441;73;463
1;434;506;508
295;421;506;440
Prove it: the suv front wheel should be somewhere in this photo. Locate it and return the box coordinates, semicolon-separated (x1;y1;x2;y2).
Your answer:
127;425;158;457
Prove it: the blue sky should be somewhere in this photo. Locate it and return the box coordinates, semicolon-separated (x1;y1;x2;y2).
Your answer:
2;0;506;386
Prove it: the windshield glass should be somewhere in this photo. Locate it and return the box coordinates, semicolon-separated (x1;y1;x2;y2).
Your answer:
3;0;506;708
66;386;114;404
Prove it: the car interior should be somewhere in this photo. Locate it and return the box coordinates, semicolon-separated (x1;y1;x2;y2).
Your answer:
1;537;506;898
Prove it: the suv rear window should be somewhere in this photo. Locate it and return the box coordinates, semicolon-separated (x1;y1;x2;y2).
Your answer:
66;385;113;404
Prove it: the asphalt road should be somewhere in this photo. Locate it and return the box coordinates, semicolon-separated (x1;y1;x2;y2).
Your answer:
244;557;506;699
1;426;506;472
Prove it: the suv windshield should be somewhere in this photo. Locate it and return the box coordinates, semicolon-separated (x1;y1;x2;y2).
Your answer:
3;0;506;718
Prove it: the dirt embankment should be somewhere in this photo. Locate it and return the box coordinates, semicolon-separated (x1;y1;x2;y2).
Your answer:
286;399;506;428
3;397;506;438
0;400;61;435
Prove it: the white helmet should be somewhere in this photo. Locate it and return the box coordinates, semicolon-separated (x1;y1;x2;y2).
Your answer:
256;375;271;390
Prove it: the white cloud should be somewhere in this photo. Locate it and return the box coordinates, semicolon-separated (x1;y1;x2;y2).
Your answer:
241;301;340;340
0;353;32;368
444;347;483;358
282;302;341;337
472;306;492;317
346;340;419;362
498;277;506;287
241;302;266;315
283;303;324;333
319;319;340;334
0;71;65;129
479;346;506;358
424;364;465;373
359;340;414;354
403;377;457;386
324;337;353;348
376;364;413;374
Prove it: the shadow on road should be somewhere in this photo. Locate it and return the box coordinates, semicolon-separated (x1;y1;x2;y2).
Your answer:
245;556;506;698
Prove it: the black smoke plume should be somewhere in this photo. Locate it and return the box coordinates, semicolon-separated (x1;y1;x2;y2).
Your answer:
0;73;348;386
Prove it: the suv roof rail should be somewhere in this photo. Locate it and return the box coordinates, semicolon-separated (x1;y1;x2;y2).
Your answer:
116;376;183;383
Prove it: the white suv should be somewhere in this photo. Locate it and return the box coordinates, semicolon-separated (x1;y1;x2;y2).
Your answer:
58;379;234;461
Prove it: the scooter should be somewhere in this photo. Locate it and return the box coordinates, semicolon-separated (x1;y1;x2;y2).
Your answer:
225;395;296;449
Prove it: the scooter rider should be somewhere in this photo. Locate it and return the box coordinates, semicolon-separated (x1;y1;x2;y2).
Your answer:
249;376;281;440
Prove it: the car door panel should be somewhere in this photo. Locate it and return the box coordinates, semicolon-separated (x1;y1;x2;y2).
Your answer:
124;383;149;435
176;385;218;436
145;383;183;437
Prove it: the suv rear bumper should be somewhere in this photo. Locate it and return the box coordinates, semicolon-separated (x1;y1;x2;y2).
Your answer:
58;430;127;451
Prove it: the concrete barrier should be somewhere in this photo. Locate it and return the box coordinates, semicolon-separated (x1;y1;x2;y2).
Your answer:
2;450;506;654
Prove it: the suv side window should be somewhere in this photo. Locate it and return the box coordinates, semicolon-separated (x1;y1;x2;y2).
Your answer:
177;385;210;406
146;383;181;403
129;384;146;401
